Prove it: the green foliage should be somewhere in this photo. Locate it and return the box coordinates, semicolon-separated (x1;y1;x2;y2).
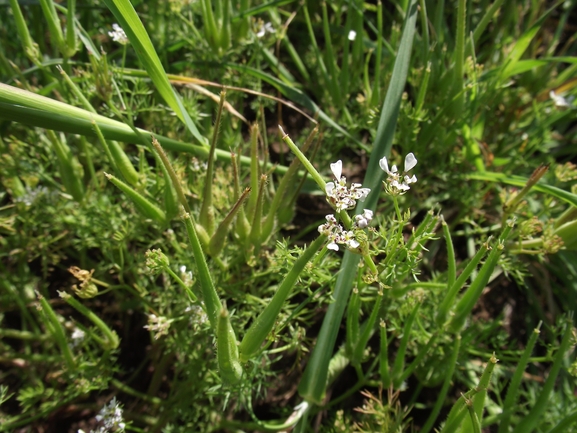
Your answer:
1;0;577;431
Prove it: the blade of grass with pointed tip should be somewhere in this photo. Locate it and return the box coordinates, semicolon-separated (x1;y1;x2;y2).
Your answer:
512;316;574;433
497;1;563;84
468;171;577;208
297;0;420;405
102;0;207;145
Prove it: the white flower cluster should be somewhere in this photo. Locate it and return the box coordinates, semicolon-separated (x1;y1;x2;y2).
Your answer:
318;214;357;251
108;23;129;45
78;397;125;433
325;160;371;212
70;327;86;348
144;314;171;340
256;21;275;38
549;90;573;108
379;152;417;195
318;209;374;251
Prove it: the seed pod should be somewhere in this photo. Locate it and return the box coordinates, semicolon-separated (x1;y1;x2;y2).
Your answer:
217;307;242;385
104;172;166;225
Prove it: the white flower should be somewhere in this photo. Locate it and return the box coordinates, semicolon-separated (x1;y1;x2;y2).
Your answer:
257;21;275;38
348;30;357;41
71;328;86;347
318;214;365;252
144;314;171;340
379;152;418;195
354;209;373;229
95;397;126;432
325;161;371;211
108;23;129;45
549;90;572;108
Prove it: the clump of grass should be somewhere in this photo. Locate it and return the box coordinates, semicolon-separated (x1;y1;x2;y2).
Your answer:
1;0;576;432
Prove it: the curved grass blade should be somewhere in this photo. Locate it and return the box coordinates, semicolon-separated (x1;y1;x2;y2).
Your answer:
102;0;207;145
467;171;577;208
0;83;276;173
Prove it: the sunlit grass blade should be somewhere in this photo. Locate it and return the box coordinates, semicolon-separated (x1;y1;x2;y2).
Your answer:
239;235;326;362
36;292;76;371
297;0;420;405
152;138;223;330
102;0;207;145
497;1;562;83
512;315;575;433
350;290;383;368
208;187;251;257
0;83;267;171
59;292;120;350
391;301;420;388
468;171;577;208
448;223;513;334
8;0;41;65
199;91;226;235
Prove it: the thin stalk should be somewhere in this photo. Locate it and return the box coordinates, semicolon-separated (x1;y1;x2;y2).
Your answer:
420;336;461;433
199;90;226;235
36;292;76;370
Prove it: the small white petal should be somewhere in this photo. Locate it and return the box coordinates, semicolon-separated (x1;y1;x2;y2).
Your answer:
404;153;417;172
325;182;336;196
358;188;370;200
363;209;373;220
330;160;343;180
356;217;368;228
379;157;390;173
550;90;570;107
405;174;417;184
390;164;398;173
348;30;357;41
348;239;360;249
327;242;339;251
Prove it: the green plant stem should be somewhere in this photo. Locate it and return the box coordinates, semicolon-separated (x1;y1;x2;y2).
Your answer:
60;292;119;350
420;335;461;433
36;292;76;370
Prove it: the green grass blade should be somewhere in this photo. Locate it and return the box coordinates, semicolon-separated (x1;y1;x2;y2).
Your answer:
498;323;541;433
225;63;363;148
297;0;420;405
365;0;419;196
239;236;326;362
102;0;207;145
497;1;563;83
0;83;266;171
512;316;575;433
468;171;577;208
420;335;462;433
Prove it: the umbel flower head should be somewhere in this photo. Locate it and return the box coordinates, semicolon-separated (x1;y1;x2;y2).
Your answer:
325;160;371;212
318;214;360;251
108;23;129;45
379;152;417;195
